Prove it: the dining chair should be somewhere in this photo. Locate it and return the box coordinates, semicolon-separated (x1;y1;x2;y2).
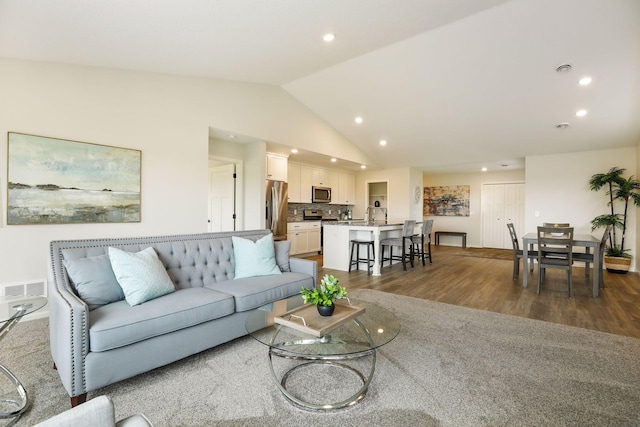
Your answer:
542;222;570;227
380;220;416;271
507;223;536;280
572;225;612;288
537;226;574;297
411;219;433;266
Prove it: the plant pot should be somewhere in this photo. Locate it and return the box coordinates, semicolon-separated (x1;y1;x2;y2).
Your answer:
604;255;631;274
317;303;335;317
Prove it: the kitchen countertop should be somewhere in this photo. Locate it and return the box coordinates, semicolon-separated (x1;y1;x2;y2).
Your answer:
328;220;404;227
322;221;407;275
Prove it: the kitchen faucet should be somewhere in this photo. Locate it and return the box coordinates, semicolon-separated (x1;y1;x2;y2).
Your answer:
367;206;388;223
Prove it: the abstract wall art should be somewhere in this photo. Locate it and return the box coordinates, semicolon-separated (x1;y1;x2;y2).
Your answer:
423;185;470;216
7;132;141;225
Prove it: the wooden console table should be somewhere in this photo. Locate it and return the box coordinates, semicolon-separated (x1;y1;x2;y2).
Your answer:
434;231;467;248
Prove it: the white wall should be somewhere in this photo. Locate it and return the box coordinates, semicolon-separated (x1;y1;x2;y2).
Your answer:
525;147;637;269
423;169;526;247
0;58;365;285
355;167;423;223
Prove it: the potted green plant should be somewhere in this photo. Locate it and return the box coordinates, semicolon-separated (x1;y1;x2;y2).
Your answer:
589;167;640;273
300;274;347;316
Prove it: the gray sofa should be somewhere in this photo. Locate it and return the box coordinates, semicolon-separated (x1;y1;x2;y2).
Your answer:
49;230;317;407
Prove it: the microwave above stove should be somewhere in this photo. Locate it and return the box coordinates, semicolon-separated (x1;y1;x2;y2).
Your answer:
312;186;331;203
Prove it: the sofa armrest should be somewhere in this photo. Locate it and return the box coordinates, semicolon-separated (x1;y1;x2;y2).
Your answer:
48;248;91;399
288;258;317;284
35;395;115;427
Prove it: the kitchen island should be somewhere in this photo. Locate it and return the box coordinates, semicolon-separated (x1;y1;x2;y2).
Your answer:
322;221;407;276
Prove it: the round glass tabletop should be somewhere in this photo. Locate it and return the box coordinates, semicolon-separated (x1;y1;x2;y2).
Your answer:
245;295;400;357
0;296;48;323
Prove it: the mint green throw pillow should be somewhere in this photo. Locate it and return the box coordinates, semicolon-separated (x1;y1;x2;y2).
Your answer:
232;234;282;279
108;247;176;306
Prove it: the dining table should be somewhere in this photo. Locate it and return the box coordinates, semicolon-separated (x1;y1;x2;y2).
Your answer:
521;232;603;297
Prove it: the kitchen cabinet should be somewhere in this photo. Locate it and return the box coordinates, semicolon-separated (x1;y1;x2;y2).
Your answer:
312;167;330;187
287;221;321;255
288;162;352;204
266;153;288;181
338;172;356;205
288;162;312;203
300;165;313;202
287;163;301;202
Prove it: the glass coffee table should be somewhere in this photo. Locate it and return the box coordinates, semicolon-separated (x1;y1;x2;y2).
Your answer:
0;295;48;424
245;295;400;411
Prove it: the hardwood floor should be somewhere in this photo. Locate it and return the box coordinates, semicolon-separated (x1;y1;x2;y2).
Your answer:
305;245;640;339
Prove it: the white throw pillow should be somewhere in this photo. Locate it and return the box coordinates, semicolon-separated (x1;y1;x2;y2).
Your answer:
108;246;176;306
232;234;282;279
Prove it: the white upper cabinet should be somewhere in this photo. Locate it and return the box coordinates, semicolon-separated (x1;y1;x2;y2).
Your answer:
311;167;330;187
288;162;312;203
266;153;288;181
289;161;355;205
299;165;313;203
338;172;356;205
287;163;301;202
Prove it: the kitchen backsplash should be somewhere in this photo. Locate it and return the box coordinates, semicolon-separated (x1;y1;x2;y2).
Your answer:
287;203;352;221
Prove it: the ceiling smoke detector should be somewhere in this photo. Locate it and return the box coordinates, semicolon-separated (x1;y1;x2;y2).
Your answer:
556;63;572;73
556;122;570;129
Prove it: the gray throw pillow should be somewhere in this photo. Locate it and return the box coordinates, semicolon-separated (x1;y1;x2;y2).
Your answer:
274;240;291;272
63;254;125;310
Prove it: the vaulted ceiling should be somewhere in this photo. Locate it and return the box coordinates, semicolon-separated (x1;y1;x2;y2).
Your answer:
1;0;639;173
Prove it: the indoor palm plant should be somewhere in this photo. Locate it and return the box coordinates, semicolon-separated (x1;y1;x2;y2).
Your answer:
589;167;640;273
300;274;347;316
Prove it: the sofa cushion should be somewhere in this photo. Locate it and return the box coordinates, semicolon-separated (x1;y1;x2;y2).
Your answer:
232;234;281;279
205;272;314;312
63;254;125;310
88;287;235;352
274;240;291;272
108;247;176;306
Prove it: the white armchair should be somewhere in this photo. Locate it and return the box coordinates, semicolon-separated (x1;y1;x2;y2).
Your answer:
34;396;152;427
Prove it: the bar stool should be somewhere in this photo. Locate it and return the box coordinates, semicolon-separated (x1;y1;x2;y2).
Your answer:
348;239;375;274
412;219;434;266
380;220;416;271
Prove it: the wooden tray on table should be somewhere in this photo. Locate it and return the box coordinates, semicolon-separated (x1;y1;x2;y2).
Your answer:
274;302;366;337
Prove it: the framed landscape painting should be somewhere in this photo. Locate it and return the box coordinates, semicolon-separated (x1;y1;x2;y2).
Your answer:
423;185;470;216
7;133;141;225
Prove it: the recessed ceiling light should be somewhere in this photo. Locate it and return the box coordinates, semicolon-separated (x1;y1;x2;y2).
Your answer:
290;148;298;153
323;33;336;42
355;116;363;124
556;122;570;129
360;165;366;169
579;76;592;86
576;109;588;117
556;63;572;73
379;140;387;146
481;167;487;172
330;158;337;162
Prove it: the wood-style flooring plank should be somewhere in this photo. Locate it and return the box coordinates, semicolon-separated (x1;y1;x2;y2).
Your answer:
303;245;640;339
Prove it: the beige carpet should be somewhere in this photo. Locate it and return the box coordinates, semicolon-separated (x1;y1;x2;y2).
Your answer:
3;289;640;426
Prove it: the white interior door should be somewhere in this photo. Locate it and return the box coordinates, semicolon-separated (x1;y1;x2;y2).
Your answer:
209;164;236;232
482;184;505;248
482;182;525;249
503;183;526;247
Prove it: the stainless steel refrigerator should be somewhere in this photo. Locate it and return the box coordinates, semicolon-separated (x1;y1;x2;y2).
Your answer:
266;180;288;241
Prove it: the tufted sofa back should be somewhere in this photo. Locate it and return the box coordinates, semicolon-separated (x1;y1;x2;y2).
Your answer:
51;230;271;292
